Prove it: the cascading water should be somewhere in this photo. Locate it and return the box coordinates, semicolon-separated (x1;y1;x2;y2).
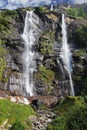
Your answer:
60;14;75;96
22;11;36;96
50;4;53;11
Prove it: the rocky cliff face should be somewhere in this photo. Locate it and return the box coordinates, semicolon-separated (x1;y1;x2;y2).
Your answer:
66;15;87;95
0;6;87;98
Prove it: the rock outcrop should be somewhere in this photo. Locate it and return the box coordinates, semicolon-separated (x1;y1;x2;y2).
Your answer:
0;6;87;98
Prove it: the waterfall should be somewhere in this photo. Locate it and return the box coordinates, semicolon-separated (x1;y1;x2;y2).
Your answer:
50;4;53;11
22;11;36;96
60;14;75;96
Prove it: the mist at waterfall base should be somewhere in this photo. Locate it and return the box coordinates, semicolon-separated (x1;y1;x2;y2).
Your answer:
22;11;36;97
60;14;75;96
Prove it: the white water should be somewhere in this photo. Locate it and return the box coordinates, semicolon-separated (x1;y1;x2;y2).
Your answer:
50;4;53;11
60;14;75;96
22;11;36;96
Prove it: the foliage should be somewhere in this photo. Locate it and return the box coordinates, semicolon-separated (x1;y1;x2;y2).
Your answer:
39;104;48;110
35;6;49;13
0;10;18;34
25;119;32;128
0;99;35;126
54;96;84;114
0;43;7;81
47;96;86;130
35;66;55;85
9;120;25;130
0;15;9;33
40;31;55;55
73;49;86;57
73;25;87;47
81;77;87;95
1;10;18;17
67;105;87;130
67;7;87;19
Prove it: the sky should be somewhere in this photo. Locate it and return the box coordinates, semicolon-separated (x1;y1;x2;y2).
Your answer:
0;0;87;10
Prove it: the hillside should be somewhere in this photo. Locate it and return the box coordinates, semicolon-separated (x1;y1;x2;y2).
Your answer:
0;5;87;130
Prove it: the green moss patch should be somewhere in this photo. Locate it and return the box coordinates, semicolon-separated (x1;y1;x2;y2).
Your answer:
0;42;7;81
35;66;55;85
40;31;55;55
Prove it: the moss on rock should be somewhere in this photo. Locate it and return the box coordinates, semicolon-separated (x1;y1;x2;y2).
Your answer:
39;31;55;56
35;65;55;86
0;41;7;81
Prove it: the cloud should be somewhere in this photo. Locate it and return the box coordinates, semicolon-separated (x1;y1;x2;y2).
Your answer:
0;0;87;10
0;0;8;8
74;0;87;4
0;0;51;9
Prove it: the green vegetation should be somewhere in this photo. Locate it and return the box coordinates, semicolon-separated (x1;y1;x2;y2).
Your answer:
35;6;49;13
0;10;18;34
67;105;87;130
73;49;86;57
0;99;35;129
40;31;55;55
47;96;87;130
82;77;87;95
39;104;48;110
0;42;7;81
67;7;87;19
19;7;31;12
73;25;87;47
54;96;84;114
0;14;9;33
35;65;55;85
1;10;18;18
9;120;25;130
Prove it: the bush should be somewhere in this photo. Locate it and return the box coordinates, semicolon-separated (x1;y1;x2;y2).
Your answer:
73;25;87;47
9;120;25;130
47;97;86;130
67;7;87;19
67;105;87;130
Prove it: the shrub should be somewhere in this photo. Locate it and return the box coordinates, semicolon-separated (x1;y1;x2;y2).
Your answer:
73;25;87;47
67;7;87;19
67;105;87;130
47;97;86;130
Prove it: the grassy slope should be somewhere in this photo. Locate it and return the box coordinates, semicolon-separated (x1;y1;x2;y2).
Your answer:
0;99;35;128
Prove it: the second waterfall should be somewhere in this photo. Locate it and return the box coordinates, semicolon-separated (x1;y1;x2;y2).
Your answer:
22;11;36;96
60;14;75;96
